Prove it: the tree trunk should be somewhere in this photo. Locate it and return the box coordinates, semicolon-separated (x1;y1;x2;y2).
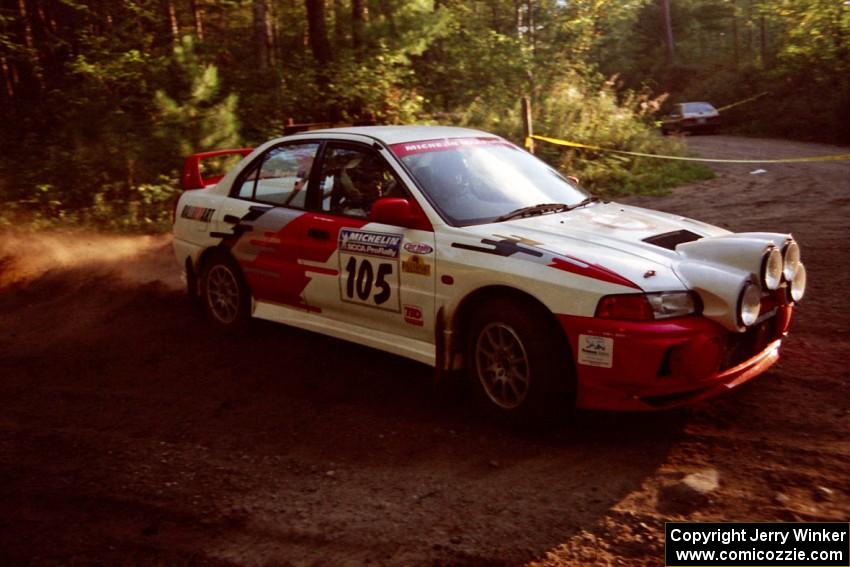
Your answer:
731;0;739;69
190;0;204;40
352;0;365;50
15;0;43;90
253;0;274;69
16;0;35;51
661;0;674;68
1;56;15;99
514;0;522;39
306;0;332;64
165;0;179;43
333;0;345;47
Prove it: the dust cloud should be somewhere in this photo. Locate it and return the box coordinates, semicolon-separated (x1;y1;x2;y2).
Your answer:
0;231;181;289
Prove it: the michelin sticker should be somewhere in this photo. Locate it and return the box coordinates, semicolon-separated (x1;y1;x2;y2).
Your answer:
577;334;614;368
339;229;401;258
338;229;402;312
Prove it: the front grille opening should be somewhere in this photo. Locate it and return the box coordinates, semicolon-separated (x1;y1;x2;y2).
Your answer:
720;316;781;371
657;347;673;377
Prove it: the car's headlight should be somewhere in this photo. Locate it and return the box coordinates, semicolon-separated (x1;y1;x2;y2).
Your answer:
595;291;699;321
782;240;800;281
788;262;806;303
761;247;783;291
646;291;700;319
738;282;762;327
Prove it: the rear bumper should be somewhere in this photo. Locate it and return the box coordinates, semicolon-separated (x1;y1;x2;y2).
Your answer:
557;305;793;411
664;116;721;133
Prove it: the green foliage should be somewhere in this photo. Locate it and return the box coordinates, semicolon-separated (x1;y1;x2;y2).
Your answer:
154;36;241;156
7;0;843;232
598;0;850;143
460;71;712;196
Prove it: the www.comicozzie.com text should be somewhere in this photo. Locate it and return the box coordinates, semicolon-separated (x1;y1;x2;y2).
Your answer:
669;526;848;546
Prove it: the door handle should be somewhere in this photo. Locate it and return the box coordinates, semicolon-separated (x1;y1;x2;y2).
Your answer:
308;228;330;240
223;214;241;224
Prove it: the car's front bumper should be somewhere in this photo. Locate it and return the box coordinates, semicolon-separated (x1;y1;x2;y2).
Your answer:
557;305;793;411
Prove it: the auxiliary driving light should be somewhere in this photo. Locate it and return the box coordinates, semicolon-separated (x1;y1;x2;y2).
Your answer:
788;262;806;303
782;240;801;281
738;282;762;327
761;247;783;291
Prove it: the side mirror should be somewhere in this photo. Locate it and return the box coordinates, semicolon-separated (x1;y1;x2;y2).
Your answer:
369;197;432;231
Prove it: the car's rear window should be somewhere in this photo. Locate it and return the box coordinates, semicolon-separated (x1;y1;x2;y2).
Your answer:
682;102;717;114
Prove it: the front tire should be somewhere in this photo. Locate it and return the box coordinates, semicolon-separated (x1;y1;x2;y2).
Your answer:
200;251;251;329
466;298;574;424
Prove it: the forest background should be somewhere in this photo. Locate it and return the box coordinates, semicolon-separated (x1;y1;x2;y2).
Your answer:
1;0;847;230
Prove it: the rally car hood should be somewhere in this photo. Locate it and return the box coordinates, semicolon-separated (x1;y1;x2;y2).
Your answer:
458;201;728;289
504;201;730;262
456;201;796;331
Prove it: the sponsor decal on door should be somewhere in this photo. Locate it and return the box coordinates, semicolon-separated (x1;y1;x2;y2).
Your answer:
338;229;402;312
403;304;424;326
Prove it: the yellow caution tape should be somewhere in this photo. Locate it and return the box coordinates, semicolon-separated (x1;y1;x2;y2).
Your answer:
716;91;770;112
529;134;850;164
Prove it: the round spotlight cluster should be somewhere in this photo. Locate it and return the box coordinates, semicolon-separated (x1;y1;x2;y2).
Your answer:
738;282;762;327
782;241;800;281
761;248;783;290
780;240;805;304
789;262;806;302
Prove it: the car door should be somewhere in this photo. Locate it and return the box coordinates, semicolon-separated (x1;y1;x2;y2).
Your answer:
299;141;437;342
211;141;322;311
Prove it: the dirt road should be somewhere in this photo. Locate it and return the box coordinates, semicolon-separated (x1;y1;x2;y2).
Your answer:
1;136;848;565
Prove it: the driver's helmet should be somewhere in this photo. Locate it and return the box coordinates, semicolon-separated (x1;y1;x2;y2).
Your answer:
343;155;385;201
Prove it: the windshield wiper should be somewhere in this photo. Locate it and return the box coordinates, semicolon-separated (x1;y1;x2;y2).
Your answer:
566;196;600;210
495;203;569;222
495;197;601;222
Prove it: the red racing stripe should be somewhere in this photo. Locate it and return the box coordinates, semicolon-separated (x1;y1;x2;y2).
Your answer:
549;256;641;290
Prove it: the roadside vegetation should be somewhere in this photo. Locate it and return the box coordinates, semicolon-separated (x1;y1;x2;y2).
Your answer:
1;0;845;231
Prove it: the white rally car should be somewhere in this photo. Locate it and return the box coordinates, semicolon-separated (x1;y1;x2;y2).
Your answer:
172;126;805;420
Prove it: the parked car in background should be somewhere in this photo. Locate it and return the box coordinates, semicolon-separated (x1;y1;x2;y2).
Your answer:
661;102;721;135
173;126;804;423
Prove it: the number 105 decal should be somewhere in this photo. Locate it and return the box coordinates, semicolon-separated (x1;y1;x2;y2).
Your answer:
338;229;402;312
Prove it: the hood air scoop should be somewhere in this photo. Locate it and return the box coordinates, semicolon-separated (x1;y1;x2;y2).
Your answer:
643;229;703;250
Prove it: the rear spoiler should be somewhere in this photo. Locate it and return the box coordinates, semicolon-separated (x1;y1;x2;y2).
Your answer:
181;148;254;190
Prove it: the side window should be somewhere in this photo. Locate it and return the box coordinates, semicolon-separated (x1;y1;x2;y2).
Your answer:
234;142;319;207
238;163;259;199
318;145;403;218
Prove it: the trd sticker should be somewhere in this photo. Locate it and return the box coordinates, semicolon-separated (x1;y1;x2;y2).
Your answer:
577;334;614;368
339;229;402;259
403;242;434;255
401;255;432;276
181;205;216;222
403;304;424;326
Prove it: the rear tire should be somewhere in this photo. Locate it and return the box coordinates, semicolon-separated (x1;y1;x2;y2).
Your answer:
200;251;251;330
466;298;575;425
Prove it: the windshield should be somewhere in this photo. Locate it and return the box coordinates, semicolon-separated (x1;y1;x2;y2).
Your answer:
681;102;716;114
390;137;589;226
